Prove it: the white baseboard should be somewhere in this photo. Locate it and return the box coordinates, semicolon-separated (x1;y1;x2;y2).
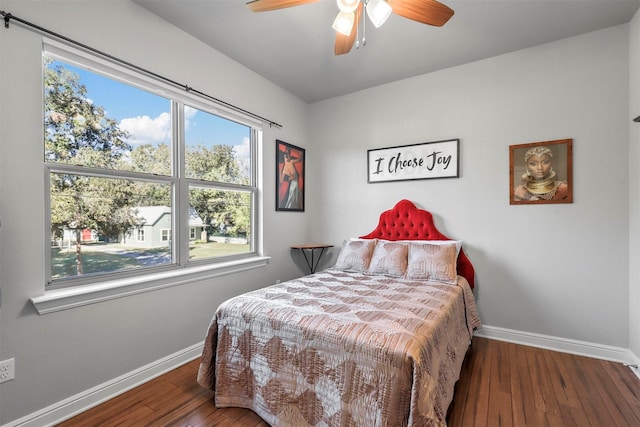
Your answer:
476;325;636;366
628;350;640;381
3;342;204;427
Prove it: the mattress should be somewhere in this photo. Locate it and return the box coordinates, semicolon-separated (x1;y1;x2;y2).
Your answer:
197;268;480;426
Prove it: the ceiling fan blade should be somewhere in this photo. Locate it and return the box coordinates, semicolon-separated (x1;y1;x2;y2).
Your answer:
246;0;319;12
387;0;454;27
334;3;362;55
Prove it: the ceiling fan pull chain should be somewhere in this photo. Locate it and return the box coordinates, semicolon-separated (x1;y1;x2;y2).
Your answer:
354;2;362;49
355;12;360;49
362;0;367;47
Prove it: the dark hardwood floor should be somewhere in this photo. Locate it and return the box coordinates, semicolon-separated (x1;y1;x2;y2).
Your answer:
56;337;640;426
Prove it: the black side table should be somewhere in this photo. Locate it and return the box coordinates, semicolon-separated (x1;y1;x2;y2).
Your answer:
291;244;334;274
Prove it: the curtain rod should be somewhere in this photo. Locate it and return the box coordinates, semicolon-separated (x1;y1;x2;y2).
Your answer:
1;10;283;129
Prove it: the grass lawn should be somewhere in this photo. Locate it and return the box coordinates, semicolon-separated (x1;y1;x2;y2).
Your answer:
52;241;250;279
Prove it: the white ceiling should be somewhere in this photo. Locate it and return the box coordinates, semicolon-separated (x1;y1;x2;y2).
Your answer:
133;0;640;103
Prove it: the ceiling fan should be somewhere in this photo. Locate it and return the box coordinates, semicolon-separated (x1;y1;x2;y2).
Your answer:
246;0;454;55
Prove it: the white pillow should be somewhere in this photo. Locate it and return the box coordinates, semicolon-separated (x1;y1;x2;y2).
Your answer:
334;239;377;272
405;242;458;284
398;239;462;257
366;241;408;276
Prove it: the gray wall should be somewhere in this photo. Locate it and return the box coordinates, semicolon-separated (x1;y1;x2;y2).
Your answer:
308;25;631;348
0;0;312;423
630;10;640;359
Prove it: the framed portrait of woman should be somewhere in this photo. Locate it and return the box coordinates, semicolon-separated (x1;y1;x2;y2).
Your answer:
276;140;305;212
510;138;573;205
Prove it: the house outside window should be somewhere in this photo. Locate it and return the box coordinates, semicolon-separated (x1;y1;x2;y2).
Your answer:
44;40;261;290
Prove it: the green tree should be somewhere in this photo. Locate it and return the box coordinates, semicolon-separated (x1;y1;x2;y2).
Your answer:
128;143;172;206
45;61;130;166
186;144;249;237
187;144;244;183
45;60;139;274
130;143;171;176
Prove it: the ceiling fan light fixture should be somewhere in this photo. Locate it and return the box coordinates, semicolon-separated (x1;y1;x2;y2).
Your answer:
336;0;360;13
246;0;454;56
332;11;355;36
366;0;392;28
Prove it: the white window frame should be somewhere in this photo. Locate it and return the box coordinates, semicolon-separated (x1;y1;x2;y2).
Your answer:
32;39;268;314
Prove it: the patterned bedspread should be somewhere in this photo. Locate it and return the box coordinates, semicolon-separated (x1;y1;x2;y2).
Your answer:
197;269;481;427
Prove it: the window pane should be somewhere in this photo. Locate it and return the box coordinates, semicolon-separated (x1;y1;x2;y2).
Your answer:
44;45;260;290
189;186;251;261
50;173;173;281
184;106;251;184
44;58;172;175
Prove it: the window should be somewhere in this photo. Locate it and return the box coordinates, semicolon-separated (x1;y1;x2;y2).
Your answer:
43;41;261;290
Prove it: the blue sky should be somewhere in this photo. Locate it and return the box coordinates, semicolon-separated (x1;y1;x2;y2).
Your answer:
50;60;251;161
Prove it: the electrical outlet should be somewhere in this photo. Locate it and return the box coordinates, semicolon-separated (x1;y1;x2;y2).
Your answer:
0;358;15;383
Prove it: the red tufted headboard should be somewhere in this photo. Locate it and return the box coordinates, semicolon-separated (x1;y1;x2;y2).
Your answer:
359;199;475;288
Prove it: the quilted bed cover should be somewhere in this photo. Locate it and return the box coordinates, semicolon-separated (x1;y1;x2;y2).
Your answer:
197;269;481;427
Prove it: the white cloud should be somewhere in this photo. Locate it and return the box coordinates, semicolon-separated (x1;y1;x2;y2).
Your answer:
184;105;198;133
234;136;251;162
119;112;171;145
184;105;198;119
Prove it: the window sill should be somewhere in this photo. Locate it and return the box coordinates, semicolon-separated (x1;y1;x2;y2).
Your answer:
31;256;271;314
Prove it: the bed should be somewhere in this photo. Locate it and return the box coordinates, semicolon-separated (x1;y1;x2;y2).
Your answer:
197;199;480;426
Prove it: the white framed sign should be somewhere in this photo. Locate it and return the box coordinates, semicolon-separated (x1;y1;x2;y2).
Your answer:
367;139;460;183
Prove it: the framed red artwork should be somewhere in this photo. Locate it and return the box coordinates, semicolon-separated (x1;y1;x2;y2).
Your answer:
276;140;305;211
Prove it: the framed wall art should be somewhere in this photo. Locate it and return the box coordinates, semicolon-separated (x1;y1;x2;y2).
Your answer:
510;138;573;205
276;140;305;211
367;139;459;183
